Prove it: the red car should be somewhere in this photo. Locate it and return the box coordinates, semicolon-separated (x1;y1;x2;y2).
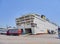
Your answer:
7;29;22;35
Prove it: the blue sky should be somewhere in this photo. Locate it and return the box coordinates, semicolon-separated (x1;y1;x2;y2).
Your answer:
0;0;60;27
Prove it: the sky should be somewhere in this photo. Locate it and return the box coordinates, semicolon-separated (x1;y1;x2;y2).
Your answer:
0;0;60;27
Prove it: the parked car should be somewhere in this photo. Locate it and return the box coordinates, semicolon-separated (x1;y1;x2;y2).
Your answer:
7;29;22;36
0;29;7;35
